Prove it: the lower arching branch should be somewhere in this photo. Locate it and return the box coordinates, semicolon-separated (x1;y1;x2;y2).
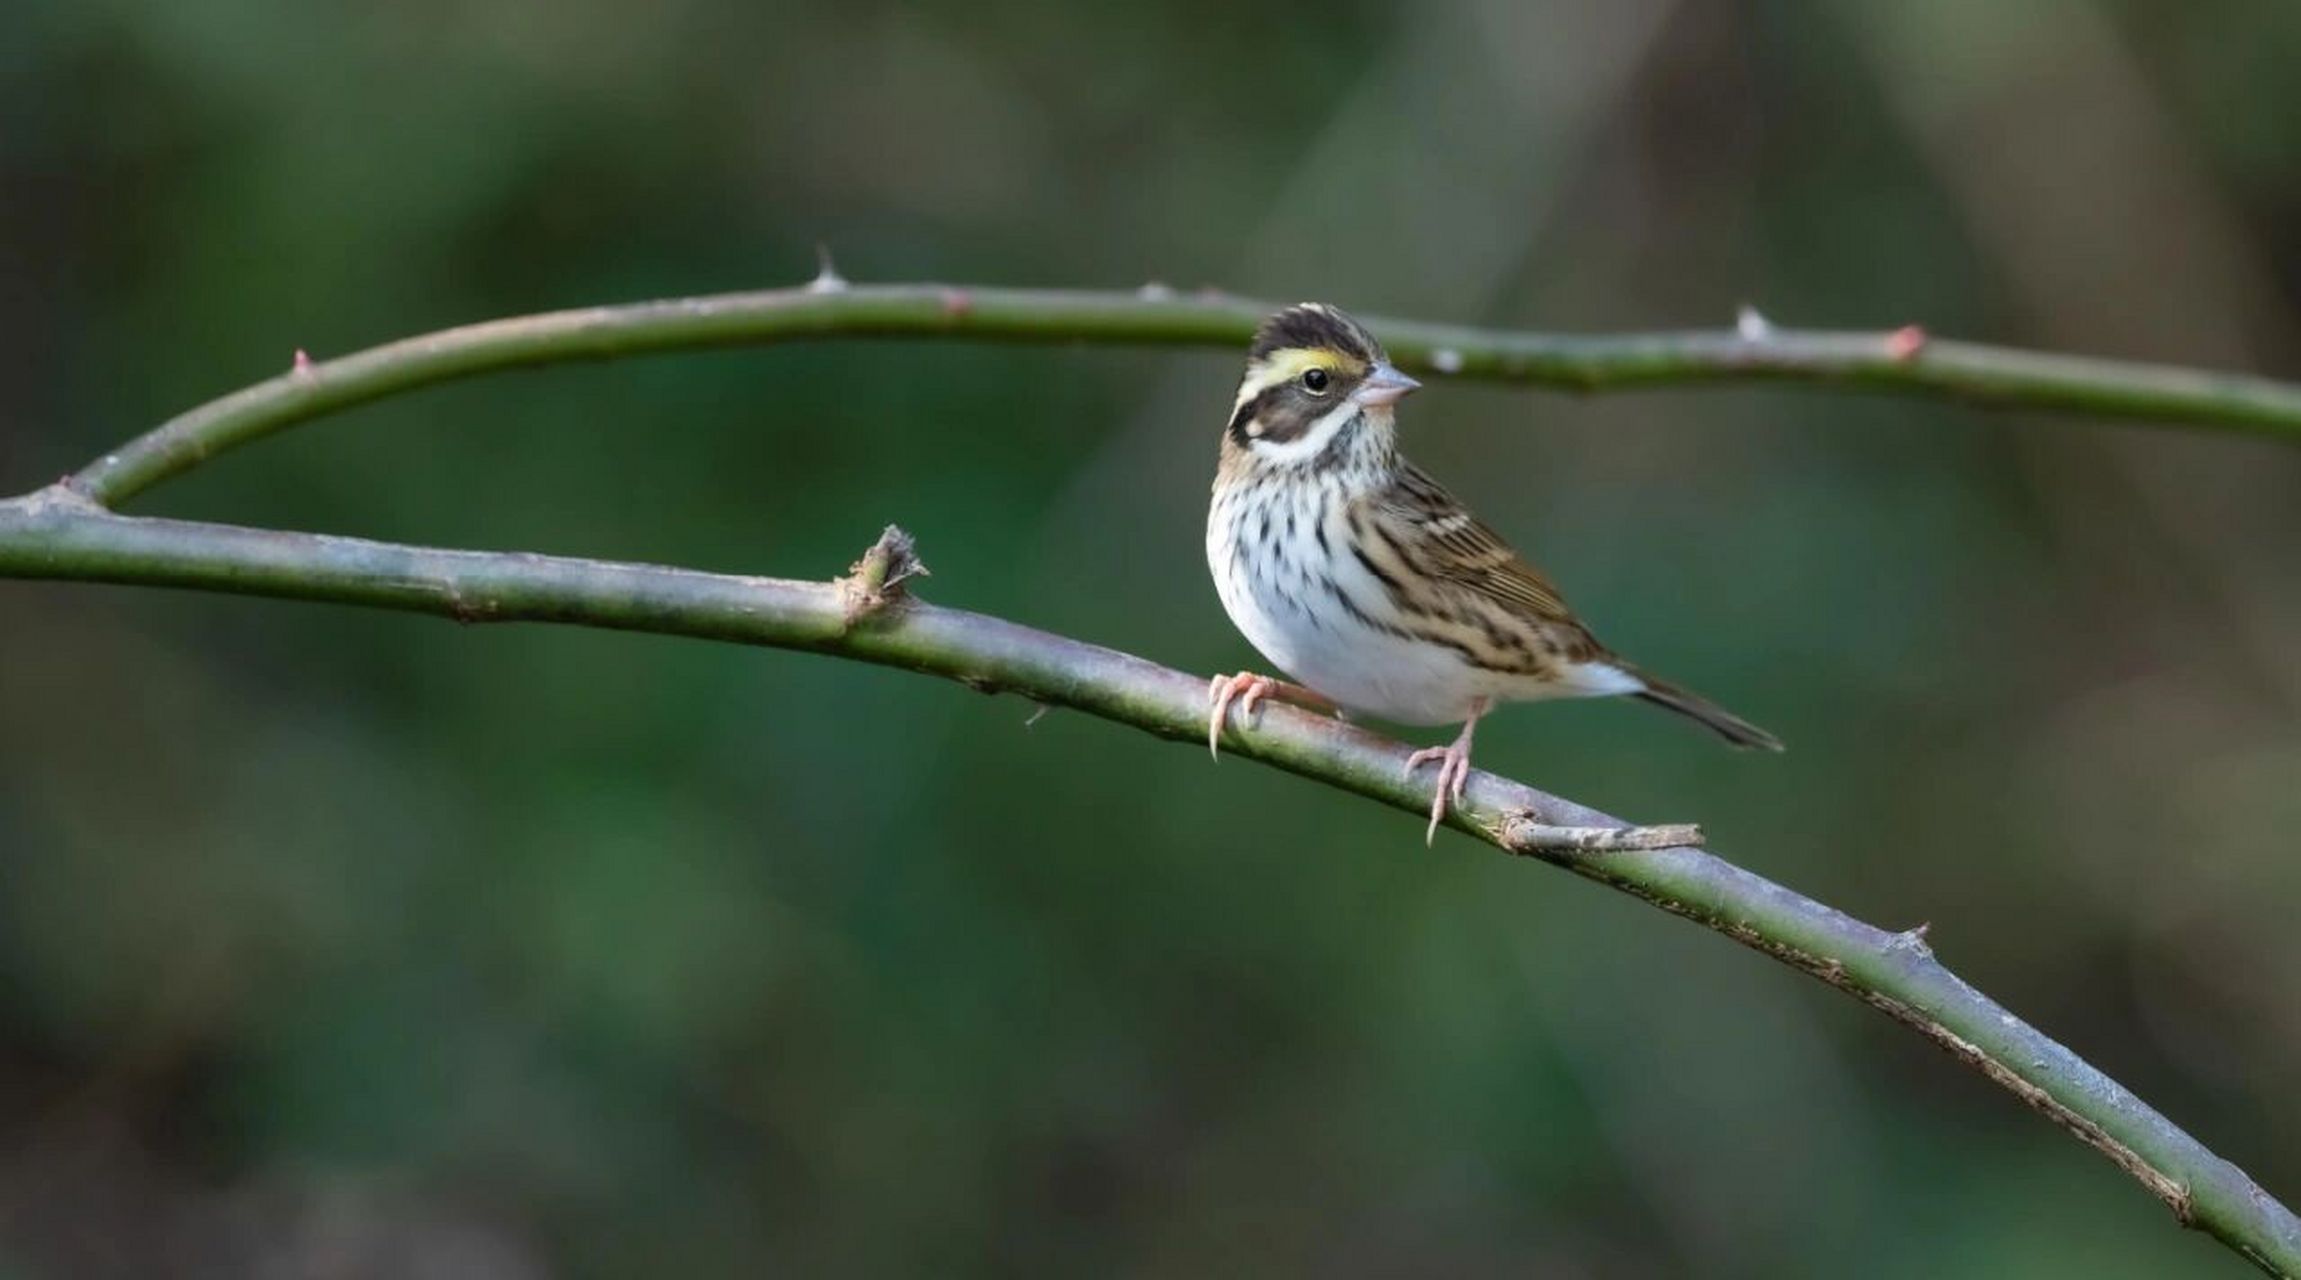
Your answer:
0;487;2294;1276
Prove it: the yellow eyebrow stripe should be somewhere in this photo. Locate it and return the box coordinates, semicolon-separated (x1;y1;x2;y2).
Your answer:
1232;346;1366;411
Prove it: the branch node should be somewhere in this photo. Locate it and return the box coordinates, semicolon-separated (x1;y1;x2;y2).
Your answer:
940;288;973;318
1136;281;1176;301
807;245;849;295
1430;347;1465;375
15;482;102;516
1736;304;1775;342
1498;810;1703;854
438;579;497;625
2170;1182;2198;1228
838;525;929;625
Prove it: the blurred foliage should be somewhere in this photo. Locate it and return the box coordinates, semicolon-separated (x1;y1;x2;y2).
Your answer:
3;0;2300;1275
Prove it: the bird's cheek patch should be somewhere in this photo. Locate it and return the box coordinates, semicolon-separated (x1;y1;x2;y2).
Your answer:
1229;386;1303;444
1230;394;1315;446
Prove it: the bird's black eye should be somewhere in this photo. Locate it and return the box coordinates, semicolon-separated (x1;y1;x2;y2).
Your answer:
1301;367;1331;393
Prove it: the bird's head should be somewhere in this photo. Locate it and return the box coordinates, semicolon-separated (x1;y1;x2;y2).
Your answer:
1224;303;1419;467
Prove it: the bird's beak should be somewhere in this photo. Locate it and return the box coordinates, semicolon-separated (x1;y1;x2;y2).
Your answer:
1351;362;1421;408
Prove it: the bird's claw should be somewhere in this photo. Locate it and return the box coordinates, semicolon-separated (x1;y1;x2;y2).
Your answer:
1207;672;1275;759
1403;742;1473;845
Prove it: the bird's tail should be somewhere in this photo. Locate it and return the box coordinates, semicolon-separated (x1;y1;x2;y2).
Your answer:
1631;673;1785;752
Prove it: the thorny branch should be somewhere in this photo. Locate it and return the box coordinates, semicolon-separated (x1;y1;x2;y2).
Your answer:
7;278;2301;1273
0;496;2294;1274
61;279;2301;509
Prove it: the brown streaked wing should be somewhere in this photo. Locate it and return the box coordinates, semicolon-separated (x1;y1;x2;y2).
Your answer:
1367;465;1606;652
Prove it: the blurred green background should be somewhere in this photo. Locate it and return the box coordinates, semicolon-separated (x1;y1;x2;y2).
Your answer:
4;1;2300;1275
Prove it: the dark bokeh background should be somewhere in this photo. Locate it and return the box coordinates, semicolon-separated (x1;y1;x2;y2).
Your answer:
5;2;2300;1276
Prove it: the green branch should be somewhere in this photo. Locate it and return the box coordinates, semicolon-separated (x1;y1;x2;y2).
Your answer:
68;282;2301;508
21;283;2301;1271
0;486;2295;1275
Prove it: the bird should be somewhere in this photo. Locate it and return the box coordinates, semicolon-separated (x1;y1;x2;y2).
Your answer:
1204;302;1781;841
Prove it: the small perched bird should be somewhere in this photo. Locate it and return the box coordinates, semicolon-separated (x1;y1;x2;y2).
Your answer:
1205;303;1781;839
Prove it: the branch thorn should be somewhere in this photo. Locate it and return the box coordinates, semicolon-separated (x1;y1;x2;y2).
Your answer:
1886;324;1929;362
1889;921;1934;956
838;525;929;625
292;349;316;377
940;288;973;318
1430;347;1465;375
1136;281;1176;301
1736;304;1775;342
807;245;849;294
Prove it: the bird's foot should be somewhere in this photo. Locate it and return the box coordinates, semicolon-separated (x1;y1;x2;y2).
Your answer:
1207;672;1279;759
1402;711;1485;845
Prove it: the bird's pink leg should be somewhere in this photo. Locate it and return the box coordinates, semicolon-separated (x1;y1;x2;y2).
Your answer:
1208;673;1347;757
1403;697;1491;844
1207;672;1277;758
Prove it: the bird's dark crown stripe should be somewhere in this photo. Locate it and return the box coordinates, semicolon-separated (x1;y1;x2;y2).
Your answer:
1249;304;1382;364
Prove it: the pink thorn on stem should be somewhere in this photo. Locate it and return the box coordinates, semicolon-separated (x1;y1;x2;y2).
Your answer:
292;349;315;376
940;289;973;318
1885;325;1928;362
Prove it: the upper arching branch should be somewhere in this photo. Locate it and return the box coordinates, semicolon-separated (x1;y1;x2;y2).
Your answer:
66;282;2301;508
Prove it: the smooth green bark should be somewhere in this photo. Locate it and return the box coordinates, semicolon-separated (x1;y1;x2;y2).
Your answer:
68;283;2301;508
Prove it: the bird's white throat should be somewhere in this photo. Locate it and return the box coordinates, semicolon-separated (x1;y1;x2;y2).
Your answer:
1244;403;1395;476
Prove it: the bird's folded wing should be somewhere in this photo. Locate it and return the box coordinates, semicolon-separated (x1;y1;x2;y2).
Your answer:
1374;466;1577;617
